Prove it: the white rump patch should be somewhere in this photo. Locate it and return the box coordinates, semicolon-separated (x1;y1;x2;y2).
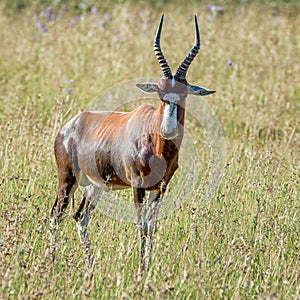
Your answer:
60;114;79;151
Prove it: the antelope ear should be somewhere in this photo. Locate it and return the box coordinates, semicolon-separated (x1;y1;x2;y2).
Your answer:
136;83;158;93
188;84;215;96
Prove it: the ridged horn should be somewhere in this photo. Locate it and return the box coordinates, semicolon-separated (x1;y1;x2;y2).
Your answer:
175;15;200;79
154;15;172;78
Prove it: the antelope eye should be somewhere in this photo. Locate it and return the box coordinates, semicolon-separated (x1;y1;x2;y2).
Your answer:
158;91;166;98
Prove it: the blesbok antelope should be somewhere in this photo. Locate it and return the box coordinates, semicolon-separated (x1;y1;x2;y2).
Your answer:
50;15;215;273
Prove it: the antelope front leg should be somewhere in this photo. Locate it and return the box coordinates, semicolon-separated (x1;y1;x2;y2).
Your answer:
142;190;161;272
132;185;147;276
139;190;161;274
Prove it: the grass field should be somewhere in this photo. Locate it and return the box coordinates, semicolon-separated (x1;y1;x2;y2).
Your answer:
0;1;299;299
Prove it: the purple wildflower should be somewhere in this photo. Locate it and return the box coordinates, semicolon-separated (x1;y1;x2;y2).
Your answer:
76;15;81;21
207;5;223;14
138;11;144;18
40;7;55;22
67;88;72;95
69;79;74;84
227;60;233;67
91;6;98;15
36;21;47;33
103;13;112;21
59;9;65;19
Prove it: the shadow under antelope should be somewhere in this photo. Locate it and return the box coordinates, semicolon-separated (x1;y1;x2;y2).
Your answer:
49;15;215;274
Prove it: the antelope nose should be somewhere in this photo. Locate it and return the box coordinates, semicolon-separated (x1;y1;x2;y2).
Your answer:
161;127;178;140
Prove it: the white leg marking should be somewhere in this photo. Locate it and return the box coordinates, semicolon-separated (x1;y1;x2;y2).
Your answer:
139;190;161;274
49;214;58;263
76;184;103;267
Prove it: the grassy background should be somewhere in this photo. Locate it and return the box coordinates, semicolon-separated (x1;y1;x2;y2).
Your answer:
0;0;299;299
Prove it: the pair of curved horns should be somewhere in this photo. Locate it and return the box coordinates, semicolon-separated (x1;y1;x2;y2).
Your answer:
154;15;200;79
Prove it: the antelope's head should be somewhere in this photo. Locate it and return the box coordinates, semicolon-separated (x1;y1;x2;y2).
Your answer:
137;15;215;140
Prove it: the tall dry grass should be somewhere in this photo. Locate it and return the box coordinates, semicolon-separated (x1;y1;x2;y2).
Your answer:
0;1;299;299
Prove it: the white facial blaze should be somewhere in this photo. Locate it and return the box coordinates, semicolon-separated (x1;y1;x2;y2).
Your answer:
161;93;180;139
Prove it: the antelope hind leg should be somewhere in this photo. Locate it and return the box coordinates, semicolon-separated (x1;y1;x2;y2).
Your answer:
50;180;77;263
74;184;102;268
